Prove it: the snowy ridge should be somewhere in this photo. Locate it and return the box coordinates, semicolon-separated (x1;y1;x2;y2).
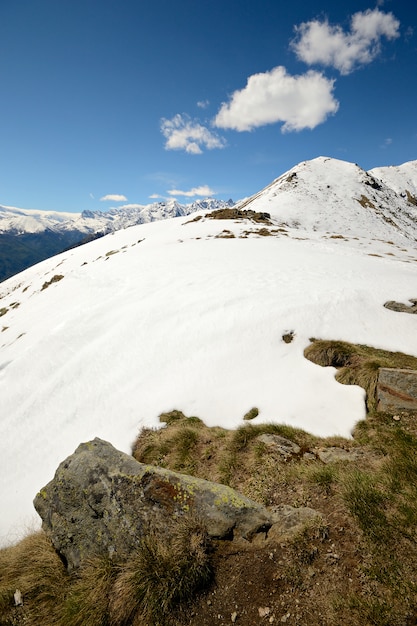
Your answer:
0;205;82;235
370;160;417;201
1;155;417;543
0;198;234;236
237;157;417;244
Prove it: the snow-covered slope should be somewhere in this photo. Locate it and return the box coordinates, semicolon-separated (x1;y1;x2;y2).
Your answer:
370;160;417;202
0;198;234;283
1;156;417;544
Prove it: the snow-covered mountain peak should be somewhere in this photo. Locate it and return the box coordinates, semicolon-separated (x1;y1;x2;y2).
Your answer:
236;156;417;245
0;205;82;234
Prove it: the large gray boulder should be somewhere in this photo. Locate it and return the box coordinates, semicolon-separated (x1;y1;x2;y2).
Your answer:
34;438;273;571
377;368;417;412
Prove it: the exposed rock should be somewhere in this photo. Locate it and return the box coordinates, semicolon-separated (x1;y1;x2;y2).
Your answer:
205;208;271;223
267;505;323;542
377;368;417;412
303;452;317;461
315;447;364;464
256;434;301;460
406;190;417;206
34;438;273;571
282;331;295;344
384;299;417;314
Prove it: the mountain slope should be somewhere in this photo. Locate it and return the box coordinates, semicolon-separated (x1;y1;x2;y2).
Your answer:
237;156;417;244
1;156;417;543
370;159;417;201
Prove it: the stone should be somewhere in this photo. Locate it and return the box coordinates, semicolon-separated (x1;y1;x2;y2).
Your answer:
315;447;364;464
34;438;273;571
384;300;417;314
377;368;417;413
256;434;301;460
303;452;317;461
267;505;323;541
258;607;271;617
14;590;23;607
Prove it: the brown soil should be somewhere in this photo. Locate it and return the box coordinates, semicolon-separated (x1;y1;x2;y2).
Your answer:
177;491;365;626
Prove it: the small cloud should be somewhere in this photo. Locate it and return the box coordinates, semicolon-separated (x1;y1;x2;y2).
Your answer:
197;99;210;109
291;8;400;75
89;193;95;200
160;113;226;154
214;66;338;132
381;137;393;148
149;193;162;199
100;194;128;202
167;185;216;198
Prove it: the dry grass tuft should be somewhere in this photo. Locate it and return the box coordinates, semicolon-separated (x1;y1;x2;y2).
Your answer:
0;531;68;625
110;516;212;626
62;556;115;626
132;412;317;490
41;274;64;290
0;517;212;626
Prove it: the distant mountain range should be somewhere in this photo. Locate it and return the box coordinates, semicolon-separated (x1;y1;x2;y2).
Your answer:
0;198;234;282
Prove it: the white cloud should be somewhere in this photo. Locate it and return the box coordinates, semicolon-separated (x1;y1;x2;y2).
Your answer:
100;194;128;202
214;66;338;132
291;8;400;75
167;185;216;198
197;100;210;109
381;137;393;148
149;193;162;199
160;114;226;154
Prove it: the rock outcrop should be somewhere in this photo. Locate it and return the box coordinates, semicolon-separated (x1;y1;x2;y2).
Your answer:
34;438;273;571
384;299;417;314
256;434;301;460
315;447;364;464
377;368;417;412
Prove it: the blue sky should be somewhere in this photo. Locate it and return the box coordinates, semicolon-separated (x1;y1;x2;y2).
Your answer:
0;0;415;212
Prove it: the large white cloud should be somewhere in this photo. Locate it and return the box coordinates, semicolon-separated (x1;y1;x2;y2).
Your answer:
167;185;215;197
160;114;226;154
291;8;400;75
213;66;339;132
